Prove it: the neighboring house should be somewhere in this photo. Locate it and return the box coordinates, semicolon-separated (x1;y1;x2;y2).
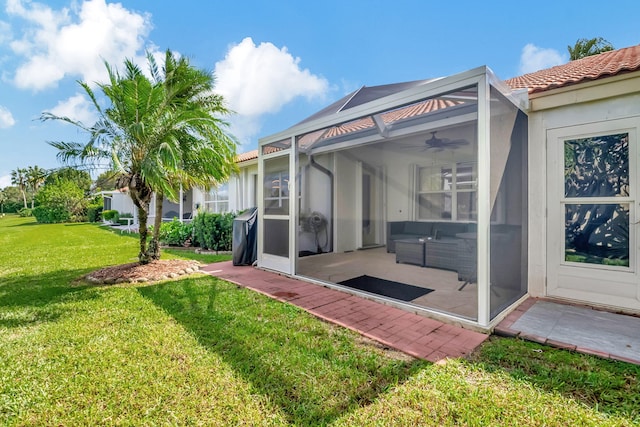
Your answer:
252;44;640;331
101;188;136;218
101;151;259;224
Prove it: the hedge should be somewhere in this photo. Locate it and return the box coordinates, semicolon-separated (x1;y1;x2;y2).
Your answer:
193;212;235;252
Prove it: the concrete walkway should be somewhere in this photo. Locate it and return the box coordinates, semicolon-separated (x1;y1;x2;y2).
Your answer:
201;261;488;362
496;298;640;365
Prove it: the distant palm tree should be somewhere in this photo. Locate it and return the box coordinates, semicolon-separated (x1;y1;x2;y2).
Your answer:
26;165;48;208
42;50;238;264
10;168;28;209
568;37;614;60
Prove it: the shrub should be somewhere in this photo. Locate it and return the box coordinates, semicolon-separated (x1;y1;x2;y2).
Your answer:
193;212;236;252
102;210;119;222
33;205;69;223
18;207;32;217
2;201;23;214
86;196;103;223
33;180;87;223
158;218;194;246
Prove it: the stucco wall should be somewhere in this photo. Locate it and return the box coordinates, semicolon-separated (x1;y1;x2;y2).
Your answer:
527;84;640;299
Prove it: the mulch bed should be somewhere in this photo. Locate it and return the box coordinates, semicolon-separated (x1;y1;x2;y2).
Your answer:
83;259;202;285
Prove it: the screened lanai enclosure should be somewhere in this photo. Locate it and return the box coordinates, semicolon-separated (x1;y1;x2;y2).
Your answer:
258;67;528;328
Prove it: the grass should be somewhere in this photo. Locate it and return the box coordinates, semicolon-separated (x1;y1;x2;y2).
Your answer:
1;214;639;426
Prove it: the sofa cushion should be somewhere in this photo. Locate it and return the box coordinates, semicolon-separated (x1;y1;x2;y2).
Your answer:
404;222;432;235
432;222;469;238
390;233;423;242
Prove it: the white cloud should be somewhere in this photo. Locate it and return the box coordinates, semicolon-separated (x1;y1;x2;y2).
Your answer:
49;93;97;125
519;43;567;74
0;20;11;44
214;37;329;143
0;174;11;188
0;106;16;128
6;0;154;90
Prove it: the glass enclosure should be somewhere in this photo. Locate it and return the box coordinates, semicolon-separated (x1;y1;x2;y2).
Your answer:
488;86;528;319
259;68;528;326
296;85;481;321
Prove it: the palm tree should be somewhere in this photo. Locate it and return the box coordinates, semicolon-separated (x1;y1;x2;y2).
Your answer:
42;50;238;263
568;37;614;60
26;165;48;208
10;168;28;209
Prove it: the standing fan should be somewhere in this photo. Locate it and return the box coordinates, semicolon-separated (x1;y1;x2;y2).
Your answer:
307;211;328;253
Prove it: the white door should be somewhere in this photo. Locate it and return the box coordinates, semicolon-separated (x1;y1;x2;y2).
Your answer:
360;163;384;248
546;119;640;312
259;153;293;274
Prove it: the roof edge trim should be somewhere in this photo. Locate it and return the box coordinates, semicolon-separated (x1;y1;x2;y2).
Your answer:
338;86;365;113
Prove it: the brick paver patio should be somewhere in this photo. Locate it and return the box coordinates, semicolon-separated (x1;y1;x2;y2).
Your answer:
201;261;488;362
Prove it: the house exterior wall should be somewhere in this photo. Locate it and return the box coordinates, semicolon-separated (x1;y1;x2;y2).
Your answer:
105;191;136;215
229;161;258;212
334;151;358;252
528;74;640;307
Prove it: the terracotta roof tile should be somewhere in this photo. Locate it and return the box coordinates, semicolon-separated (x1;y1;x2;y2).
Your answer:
506;44;640;94
298;98;465;143
236;149;258;162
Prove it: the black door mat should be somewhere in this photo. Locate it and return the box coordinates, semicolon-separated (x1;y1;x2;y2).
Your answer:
338;275;433;301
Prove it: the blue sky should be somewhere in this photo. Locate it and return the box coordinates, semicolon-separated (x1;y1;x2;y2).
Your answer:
1;0;640;187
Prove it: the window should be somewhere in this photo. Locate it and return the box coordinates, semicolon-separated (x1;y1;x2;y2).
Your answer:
563;132;630;266
416;162;477;220
204;183;229;213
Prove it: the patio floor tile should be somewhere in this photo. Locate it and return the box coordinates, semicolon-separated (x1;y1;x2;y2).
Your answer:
203;261;488;362
497;298;640;365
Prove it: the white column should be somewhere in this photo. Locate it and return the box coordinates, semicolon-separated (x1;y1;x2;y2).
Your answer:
179;185;184;223
477;74;491;327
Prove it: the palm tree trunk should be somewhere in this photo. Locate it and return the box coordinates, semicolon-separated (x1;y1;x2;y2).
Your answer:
149;192;164;260
129;178;153;264
21;189;27;209
137;204;151;263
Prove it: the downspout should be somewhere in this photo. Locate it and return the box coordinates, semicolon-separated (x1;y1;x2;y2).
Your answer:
309;154;334;252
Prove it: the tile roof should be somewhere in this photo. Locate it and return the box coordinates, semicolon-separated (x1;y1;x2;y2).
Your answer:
236;149;258;162
320;98;464;139
244;45;640;164
506;44;640;94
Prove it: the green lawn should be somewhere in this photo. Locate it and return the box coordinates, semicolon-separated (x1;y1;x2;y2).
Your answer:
1;215;639;426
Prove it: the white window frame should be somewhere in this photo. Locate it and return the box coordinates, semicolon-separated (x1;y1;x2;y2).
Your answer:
415;161;477;221
203;183;229;214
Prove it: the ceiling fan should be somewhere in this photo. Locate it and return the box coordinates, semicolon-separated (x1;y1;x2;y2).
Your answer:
422;131;469;151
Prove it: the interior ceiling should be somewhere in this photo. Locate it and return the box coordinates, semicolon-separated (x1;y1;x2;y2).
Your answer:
385;125;476;154
342;125;476;164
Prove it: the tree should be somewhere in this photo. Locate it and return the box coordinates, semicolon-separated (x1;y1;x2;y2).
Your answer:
0;189;6;214
46;167;92;195
94;170;126;192
0;186;24;213
26;165;48;208
10;168;28;209
32;179;87;223
42;50;238;264
568;37;614;60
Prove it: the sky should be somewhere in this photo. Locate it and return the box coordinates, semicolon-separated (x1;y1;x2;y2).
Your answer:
1;0;640;188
